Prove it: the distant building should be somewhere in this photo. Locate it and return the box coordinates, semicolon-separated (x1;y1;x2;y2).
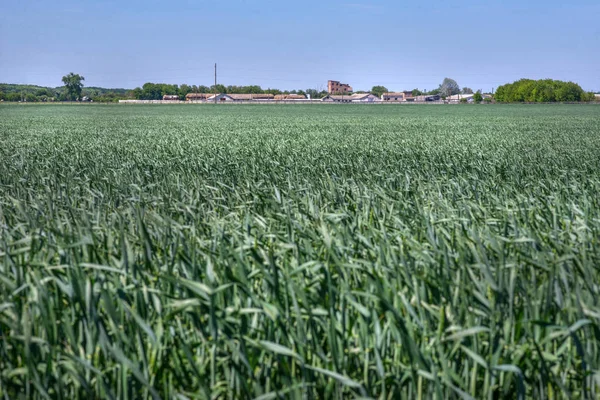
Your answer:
321;93;380;103
205;93;275;102
185;93;214;101
206;94;232;102
447;94;471;102
381;92;413;102
228;94;275;101
321;94;352;103
274;94;307;100
348;93;381;102
447;93;492;103
415;95;441;102
163;95;179;101
328;80;352;94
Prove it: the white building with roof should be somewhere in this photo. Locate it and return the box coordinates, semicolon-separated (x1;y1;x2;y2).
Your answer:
321;93;380;103
447;93;492;103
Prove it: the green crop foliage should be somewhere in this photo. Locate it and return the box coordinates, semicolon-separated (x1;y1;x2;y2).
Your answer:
0;104;599;399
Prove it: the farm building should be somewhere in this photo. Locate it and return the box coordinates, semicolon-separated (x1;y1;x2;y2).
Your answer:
321;95;352;103
447;94;472;102
415;95;441;102
381;92;413;102
204;93;276;102
205;94;232;102
447;94;492;103
274;94;307;100
163;94;179;101
185;93;215;101
322;93;380;103
348;93;381;102
229;94;275;101
328;80;352;94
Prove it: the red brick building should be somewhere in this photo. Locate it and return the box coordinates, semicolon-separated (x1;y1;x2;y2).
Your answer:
328;80;352;94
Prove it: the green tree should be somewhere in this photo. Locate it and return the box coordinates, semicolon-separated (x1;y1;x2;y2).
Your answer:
35;88;54;97
141;83;161;100
370;86;388;97
439;78;460;98
210;84;227;94
61;72;85;101
305;89;321;99
179;84;192;100
411;89;423;96
495;79;588;102
132;87;143;99
6;92;21;102
473;90;483;103
461;87;473;94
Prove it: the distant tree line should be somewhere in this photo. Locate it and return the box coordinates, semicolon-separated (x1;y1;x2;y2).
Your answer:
495;79;596;102
130;83;330;100
0;83;130;103
0;81;331;102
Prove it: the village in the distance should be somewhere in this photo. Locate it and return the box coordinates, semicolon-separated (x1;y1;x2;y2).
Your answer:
123;80;494;104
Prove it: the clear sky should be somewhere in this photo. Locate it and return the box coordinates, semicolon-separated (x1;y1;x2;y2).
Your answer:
1;0;599;92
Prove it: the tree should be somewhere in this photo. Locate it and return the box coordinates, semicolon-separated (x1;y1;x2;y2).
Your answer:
439;78;460;98
473;90;483;103
141;83;161;100
6;92;21;102
132;87;143;99
35;88;54;97
210;84;227;94
179;84;192;100
264;88;282;95
495;79;588;103
370;86;388;97
461;87;473;94
61;72;85;101
411;89;423;96
305;89;320;99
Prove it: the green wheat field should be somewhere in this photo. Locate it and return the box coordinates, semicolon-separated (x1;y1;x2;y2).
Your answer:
1;104;599;399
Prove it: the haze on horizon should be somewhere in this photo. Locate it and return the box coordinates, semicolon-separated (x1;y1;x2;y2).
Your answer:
1;0;599;92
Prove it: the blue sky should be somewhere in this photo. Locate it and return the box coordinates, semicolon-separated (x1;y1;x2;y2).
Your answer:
1;0;599;92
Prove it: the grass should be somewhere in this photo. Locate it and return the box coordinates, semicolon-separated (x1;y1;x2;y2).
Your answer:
0;103;599;399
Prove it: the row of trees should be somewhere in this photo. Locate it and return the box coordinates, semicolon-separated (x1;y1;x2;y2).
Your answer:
0;73;129;103
495;79;595;103
130;83;331;100
0;85;83;102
